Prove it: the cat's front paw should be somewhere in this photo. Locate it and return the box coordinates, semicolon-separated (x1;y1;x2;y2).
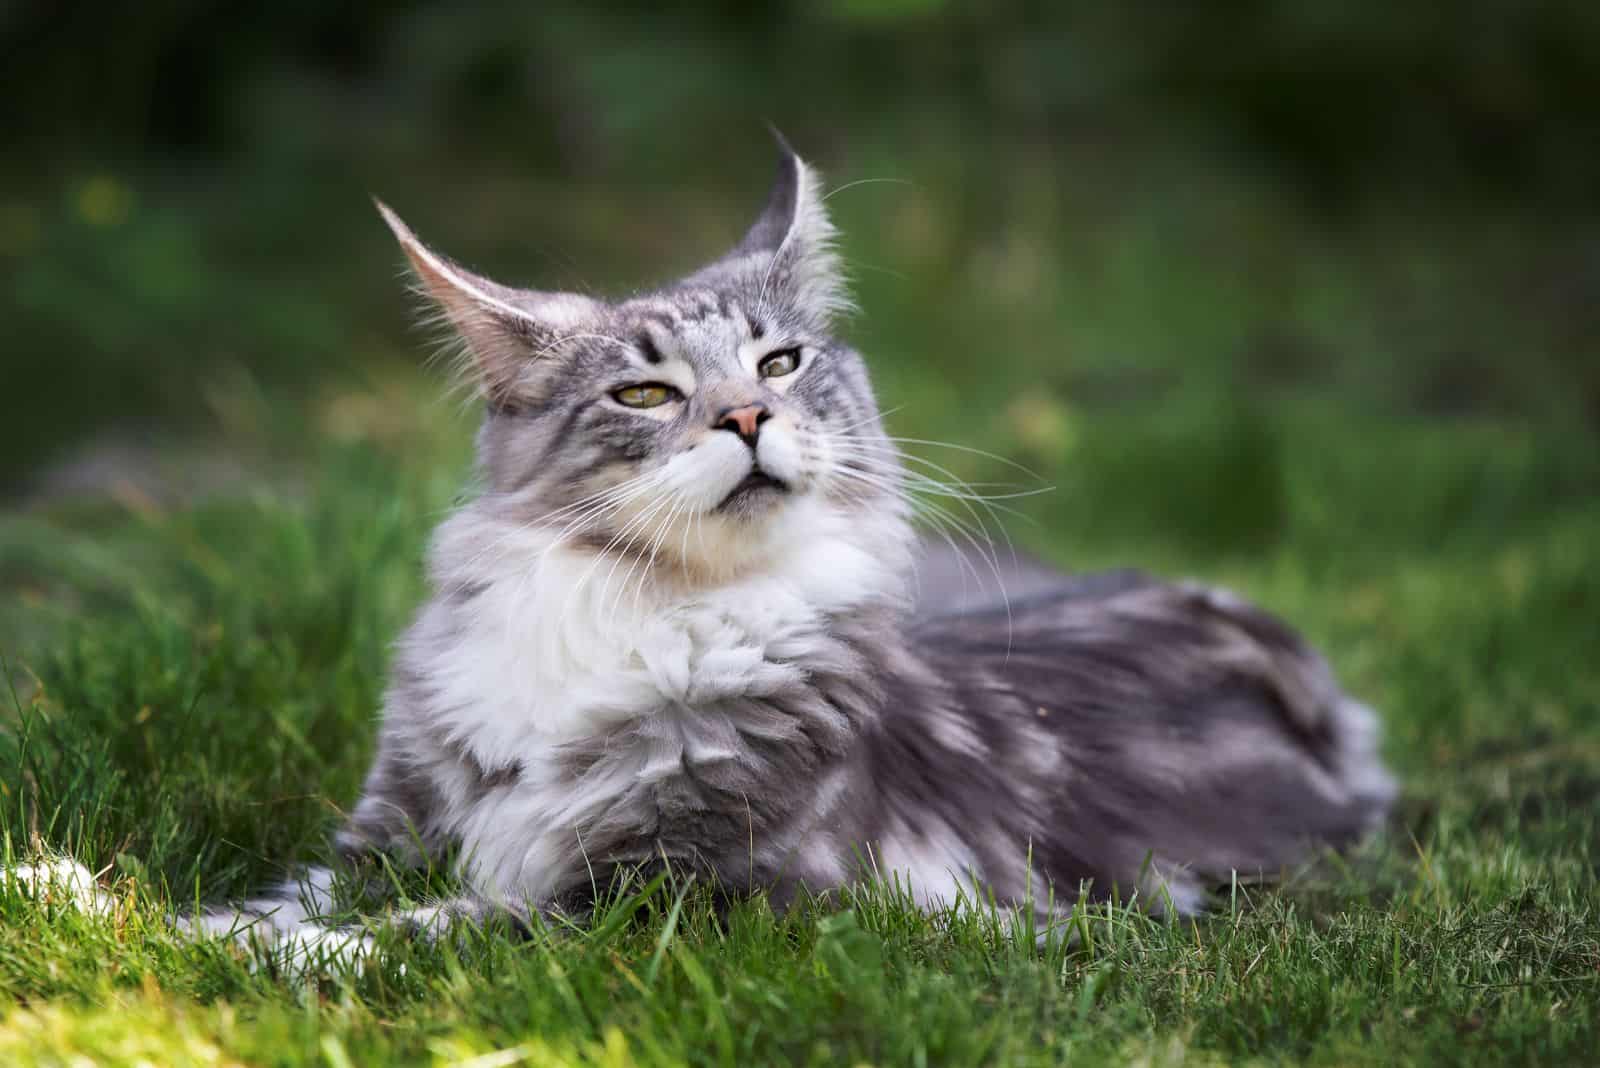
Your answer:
185;910;379;979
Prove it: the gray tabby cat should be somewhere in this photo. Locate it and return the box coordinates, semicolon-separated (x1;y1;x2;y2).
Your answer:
196;141;1394;954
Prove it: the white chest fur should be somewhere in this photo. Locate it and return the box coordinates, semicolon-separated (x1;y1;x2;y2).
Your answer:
406;496;909;899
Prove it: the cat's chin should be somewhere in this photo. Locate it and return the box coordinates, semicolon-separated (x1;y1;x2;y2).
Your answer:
714;470;791;516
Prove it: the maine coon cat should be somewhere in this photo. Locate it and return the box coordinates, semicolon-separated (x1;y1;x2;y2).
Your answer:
196;140;1395;956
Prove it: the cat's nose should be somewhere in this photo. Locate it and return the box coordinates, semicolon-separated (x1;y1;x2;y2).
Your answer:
715;404;770;448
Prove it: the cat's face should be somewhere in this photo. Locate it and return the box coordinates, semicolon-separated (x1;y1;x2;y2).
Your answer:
380;144;901;581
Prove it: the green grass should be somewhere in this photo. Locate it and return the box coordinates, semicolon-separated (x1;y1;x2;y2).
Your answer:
2;370;1597;1066
4;145;1600;1064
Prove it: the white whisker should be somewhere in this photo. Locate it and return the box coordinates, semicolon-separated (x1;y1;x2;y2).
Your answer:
875;436;1046;480
822;177;915;202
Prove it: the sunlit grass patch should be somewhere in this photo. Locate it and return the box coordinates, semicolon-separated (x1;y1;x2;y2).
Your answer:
2;325;1597;1065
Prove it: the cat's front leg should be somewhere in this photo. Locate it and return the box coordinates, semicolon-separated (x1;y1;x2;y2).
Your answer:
183;862;380;975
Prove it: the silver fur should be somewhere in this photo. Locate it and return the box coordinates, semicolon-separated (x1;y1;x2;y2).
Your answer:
199;141;1395;952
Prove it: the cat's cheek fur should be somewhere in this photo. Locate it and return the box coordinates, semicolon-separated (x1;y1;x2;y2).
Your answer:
585;438;745;559
752;419;805;489
674;433;757;511
591;423;815;578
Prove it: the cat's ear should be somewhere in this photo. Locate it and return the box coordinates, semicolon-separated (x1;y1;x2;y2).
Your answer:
729;134;850;326
375;200;599;405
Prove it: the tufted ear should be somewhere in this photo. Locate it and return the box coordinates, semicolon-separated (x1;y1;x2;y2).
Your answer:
727;134;850;326
375;200;601;406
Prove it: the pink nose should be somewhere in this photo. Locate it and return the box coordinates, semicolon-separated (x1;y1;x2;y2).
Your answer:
716;404;769;445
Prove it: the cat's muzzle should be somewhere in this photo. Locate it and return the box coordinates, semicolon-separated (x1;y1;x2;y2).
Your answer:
716;468;790;512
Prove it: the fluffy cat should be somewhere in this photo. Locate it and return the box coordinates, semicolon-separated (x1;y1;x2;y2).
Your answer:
195;139;1394;955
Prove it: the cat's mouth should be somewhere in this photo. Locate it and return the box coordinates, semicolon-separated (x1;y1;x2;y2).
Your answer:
716;468;790;511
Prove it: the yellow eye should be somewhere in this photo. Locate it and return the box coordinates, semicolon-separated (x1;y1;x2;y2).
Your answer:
612;383;678;409
758;348;801;378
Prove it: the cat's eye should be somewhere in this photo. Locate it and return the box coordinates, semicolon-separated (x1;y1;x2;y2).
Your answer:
612;383;680;409
758;348;802;379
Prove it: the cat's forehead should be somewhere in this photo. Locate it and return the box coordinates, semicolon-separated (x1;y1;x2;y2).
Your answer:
611;287;758;367
617;287;746;334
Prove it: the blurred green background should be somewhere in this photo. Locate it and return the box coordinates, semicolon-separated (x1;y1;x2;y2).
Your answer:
2;11;1599;1060
3;0;1598;556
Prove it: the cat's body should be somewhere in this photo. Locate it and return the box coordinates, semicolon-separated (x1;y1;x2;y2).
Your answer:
198;141;1393;952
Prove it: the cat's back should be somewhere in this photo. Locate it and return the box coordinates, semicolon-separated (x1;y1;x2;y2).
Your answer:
910;575;1386;792
875;573;1395;900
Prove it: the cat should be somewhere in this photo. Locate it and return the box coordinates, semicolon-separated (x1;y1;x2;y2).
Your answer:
193;138;1395;958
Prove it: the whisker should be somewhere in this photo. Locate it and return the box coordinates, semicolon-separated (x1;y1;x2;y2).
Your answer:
836;433;1046;481
825;444;1049;538
613;492;680;622
829;433;1048;530
629;494;691;622
826;450;1053;503
822;177;915;202
587;491;679;614
830;477;992;608
829;404;905;435
826;465;1018;642
529;331;633;361
558;482;677;610
443;470;673;591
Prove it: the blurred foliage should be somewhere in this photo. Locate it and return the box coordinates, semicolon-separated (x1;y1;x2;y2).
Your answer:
1;0;1598;513
2;11;1599;1062
8;2;1600;205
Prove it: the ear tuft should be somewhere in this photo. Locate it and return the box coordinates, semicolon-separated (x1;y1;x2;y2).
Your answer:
373;200;597;405
727;136;851;327
735;137;804;256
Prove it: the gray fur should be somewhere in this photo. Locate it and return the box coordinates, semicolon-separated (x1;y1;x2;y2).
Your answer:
200;140;1394;951
911;540;1086;614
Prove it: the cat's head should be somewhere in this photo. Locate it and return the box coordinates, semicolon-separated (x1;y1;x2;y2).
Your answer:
380;138;908;584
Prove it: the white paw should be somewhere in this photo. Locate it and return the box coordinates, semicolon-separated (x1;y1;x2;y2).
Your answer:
261;924;380;977
2;857;113;915
191;915;381;979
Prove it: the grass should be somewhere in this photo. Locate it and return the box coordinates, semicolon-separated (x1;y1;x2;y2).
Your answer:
2;375;1597;1066
3;154;1599;1064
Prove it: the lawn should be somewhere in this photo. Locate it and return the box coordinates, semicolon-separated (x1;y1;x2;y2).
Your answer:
3;139;1599;1067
